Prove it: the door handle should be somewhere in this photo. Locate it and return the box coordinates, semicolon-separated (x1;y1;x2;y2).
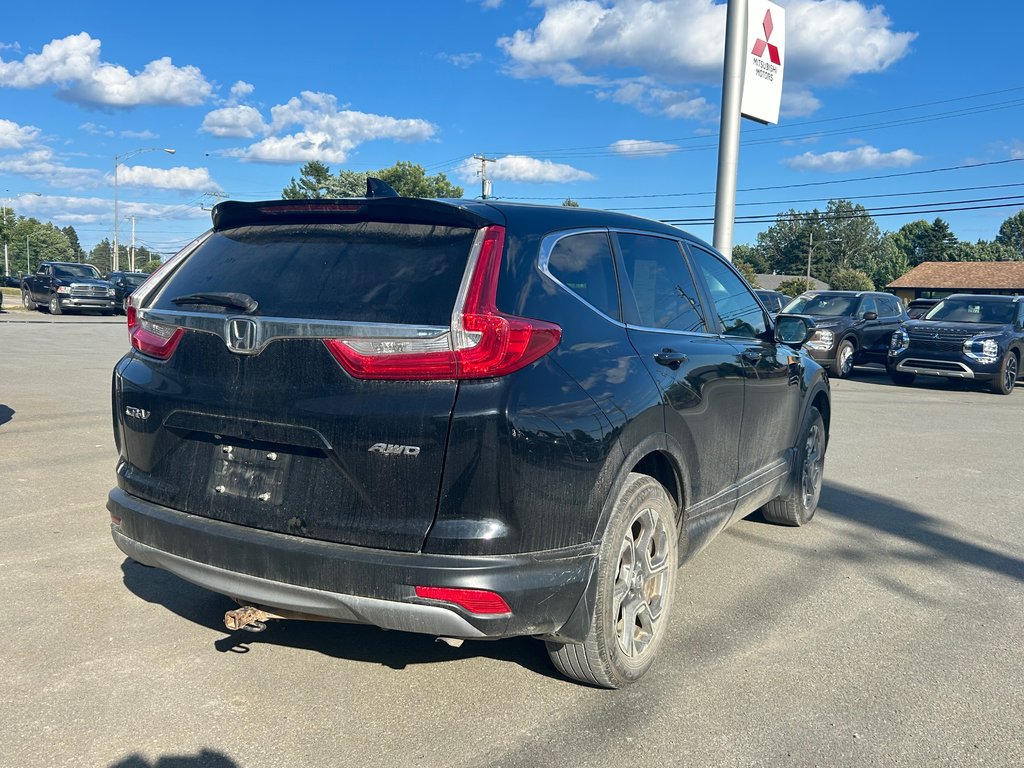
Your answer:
654;349;688;367
741;349;762;363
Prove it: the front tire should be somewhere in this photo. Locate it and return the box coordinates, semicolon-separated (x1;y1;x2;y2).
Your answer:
22;290;35;310
48;294;63;315
990;351;1018;395
830;339;855;378
763;406;826;526
546;473;678;688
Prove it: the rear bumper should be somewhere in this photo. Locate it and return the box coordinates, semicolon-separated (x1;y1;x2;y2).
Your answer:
107;487;597;640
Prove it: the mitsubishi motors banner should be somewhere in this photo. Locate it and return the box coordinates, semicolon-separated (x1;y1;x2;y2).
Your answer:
741;0;786;125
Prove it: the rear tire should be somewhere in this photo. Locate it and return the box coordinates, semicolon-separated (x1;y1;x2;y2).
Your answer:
546;473;678;688
990;351;1018;395
48;294;63;315
763;406;826;526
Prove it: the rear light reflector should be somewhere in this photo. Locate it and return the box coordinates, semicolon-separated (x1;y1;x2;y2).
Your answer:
324;225;561;380
110;514;122;527
415;586;511;615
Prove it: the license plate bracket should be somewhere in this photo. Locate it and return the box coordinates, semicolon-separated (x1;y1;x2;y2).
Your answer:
208;442;291;504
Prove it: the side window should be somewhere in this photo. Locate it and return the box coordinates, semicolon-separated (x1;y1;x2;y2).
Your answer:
860;296;878;316
689;246;767;338
617;233;706;333
546;232;620;321
877;297;898;317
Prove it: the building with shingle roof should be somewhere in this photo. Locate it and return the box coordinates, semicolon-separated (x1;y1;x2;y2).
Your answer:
886;261;1024;304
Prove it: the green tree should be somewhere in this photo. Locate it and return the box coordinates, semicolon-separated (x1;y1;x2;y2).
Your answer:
61;226;85;262
375;161;463;198
754;210;824;277
139;257;163;273
995;209;1024;259
7;219;73;275
282;160;334;199
282;160;463;199
562;198;580;207
732;258;760;288
829;267;875;291
731;243;768;274
822;199;881;280
873;234;911;288
890;218;957;265
775;277;814;297
88;239;114;274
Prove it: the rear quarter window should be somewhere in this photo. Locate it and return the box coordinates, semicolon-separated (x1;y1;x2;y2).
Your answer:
151;222;477;325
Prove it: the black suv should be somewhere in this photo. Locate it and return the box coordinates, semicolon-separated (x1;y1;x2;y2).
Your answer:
888;294;1024;395
781;290;908;378
107;271;150;312
107;187;830;687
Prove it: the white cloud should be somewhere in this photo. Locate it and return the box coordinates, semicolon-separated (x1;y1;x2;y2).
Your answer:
610;139;679;157
0;147;103;187
121;129;157;140
598;79;712;120
1007;141;1024;160
0;32;212;108
781;87;822;118
457;155;595;184
29;194;209;226
0;118;41;149
498;0;914;118
783;145;921;172
201;105;266;138
227;80;255;104
113;164;223;193
211;91;437;164
439;52;483;68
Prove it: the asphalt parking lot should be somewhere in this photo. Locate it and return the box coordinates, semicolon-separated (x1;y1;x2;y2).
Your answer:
1;311;1021;768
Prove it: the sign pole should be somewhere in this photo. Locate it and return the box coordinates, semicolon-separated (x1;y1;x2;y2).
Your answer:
713;0;748;261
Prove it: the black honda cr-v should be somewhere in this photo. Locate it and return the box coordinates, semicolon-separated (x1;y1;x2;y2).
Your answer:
107;183;830;687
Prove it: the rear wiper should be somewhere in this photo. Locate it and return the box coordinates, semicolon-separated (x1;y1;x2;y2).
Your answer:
171;292;258;313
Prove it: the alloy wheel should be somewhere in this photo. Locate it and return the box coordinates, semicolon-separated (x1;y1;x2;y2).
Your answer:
801;422;824;510
613;505;672;658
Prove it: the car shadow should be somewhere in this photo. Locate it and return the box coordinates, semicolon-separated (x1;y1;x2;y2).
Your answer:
0;404;13;426
119;560;562;680
747;480;1024;584
845;365;998;394
109;749;238;768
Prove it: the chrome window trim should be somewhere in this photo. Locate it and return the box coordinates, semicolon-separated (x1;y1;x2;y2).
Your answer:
538;227;717;339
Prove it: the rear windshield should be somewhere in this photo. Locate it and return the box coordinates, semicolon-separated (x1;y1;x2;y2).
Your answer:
151;222;477;325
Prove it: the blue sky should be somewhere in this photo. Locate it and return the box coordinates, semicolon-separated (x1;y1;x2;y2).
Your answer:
1;0;1022;258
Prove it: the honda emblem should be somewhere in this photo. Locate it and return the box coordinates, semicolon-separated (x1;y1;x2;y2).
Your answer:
226;317;259;353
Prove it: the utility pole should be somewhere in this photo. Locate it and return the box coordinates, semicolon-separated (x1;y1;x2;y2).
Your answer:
26;234;30;273
473;155;495;199
129;216;136;272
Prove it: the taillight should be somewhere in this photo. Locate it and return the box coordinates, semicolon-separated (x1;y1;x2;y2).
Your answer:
128;308;183;360
324;225;561;380
414;586;511;615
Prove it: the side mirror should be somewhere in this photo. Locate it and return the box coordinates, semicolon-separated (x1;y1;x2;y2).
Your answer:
775;314;815;347
863;311;878;321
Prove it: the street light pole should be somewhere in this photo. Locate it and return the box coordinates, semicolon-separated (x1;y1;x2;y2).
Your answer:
806;232;842;290
114;147;175;272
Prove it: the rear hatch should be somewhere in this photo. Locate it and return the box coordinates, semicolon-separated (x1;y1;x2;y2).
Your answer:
116;198;502;552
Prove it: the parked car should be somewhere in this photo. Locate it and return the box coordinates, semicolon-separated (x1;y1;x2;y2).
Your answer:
888;294;1024;395
754;289;790;316
107;271;150;312
107;184;831;688
3;275;21;288
780;290;909;378
21;262;118;315
905;298;939;319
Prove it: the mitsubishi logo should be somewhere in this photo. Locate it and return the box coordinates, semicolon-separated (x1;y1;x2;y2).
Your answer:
226;317;259;354
751;9;782;65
